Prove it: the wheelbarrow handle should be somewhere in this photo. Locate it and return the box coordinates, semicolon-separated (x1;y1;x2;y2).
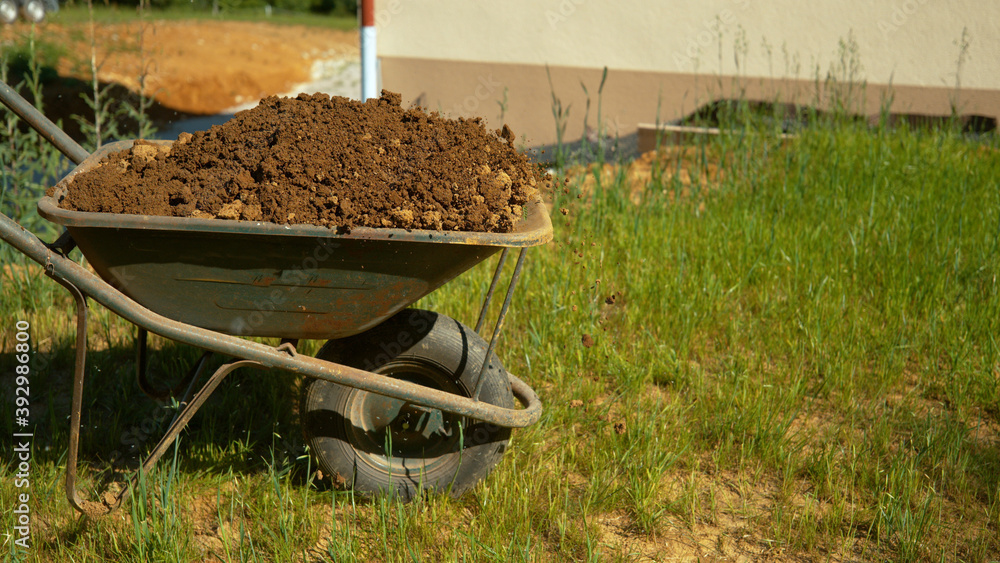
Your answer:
0;79;90;165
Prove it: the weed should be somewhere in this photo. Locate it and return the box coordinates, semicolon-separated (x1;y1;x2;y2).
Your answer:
545;64;571;171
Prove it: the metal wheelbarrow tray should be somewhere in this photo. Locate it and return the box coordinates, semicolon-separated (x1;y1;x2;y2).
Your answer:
40;141;552;340
0;82;551;516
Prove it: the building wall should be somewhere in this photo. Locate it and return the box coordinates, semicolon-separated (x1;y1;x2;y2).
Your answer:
376;1;1000;147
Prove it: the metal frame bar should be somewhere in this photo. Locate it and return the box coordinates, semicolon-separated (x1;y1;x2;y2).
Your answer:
45;276;104;516
0;80;89;165
96;359;263;515
473;248;528;400
475;248;509;333
135;327;212;400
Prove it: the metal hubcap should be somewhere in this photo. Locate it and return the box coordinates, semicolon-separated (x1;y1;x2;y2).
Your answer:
345;360;465;475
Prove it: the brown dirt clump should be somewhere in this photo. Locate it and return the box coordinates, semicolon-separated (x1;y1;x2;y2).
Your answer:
60;90;541;232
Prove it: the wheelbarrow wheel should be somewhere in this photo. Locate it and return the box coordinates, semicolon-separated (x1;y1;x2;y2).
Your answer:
301;309;514;501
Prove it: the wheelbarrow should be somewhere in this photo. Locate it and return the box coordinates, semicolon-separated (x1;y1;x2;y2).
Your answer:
0;81;551;516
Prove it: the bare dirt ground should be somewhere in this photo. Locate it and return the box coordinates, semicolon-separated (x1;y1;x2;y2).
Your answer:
2;19;358;128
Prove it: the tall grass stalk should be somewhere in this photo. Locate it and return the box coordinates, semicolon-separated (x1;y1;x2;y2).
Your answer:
579;66;609;164
545;64;571;171
129;0;157;140
80;0;109;148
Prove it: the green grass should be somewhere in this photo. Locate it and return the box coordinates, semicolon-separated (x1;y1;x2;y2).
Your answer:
3;119;998;561
2;36;1000;559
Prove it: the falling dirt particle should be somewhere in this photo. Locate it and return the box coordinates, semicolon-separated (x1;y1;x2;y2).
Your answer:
581;334;594;348
500;123;514;144
330;472;348;489
569;399;583;408
613;421;626;434
559;207;569;215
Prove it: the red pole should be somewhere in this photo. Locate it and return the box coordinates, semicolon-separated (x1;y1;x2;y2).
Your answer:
360;0;377;100
361;0;374;26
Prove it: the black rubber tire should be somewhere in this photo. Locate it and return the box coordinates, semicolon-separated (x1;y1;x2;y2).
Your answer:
0;0;18;24
301;309;514;501
20;0;44;22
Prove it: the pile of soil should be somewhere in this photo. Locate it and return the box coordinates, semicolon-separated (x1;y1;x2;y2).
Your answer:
58;90;542;232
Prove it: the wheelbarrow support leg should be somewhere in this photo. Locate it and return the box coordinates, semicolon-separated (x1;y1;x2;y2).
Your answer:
48;275;108;517
104;359;264;512
473;248;528;400
475;248;510;333
136;327;213;400
49;267;263;517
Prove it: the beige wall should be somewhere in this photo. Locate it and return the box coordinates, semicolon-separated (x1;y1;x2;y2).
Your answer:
375;1;1000;147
